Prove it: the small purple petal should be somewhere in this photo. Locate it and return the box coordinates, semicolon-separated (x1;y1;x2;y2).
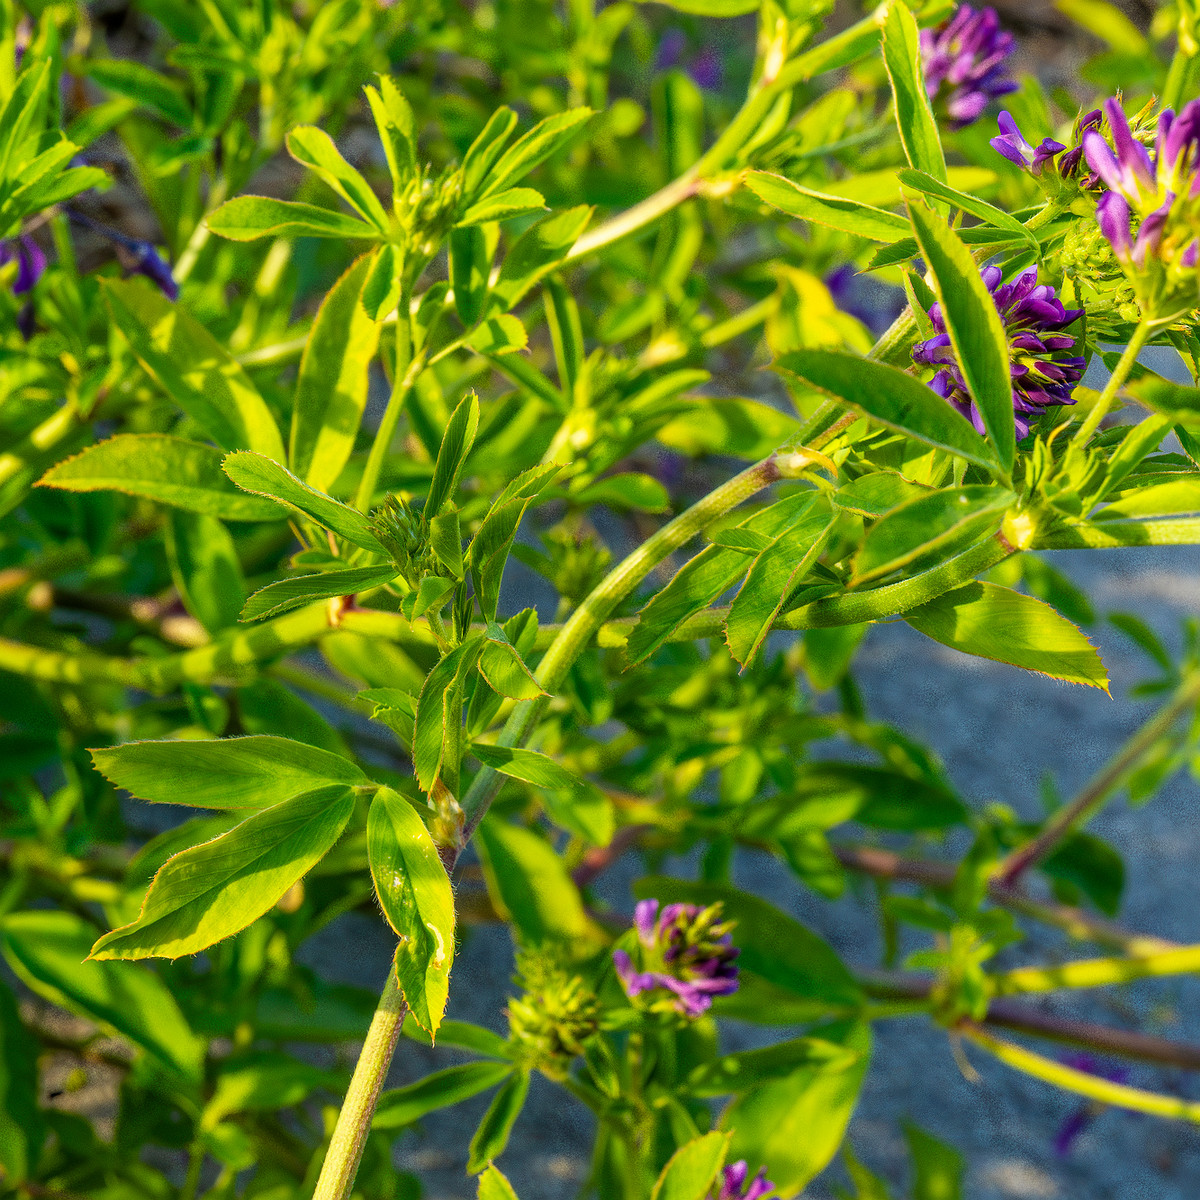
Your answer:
1095;190;1134;261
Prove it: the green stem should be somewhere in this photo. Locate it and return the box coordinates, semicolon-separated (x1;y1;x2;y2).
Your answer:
961;1023;1200;1123
311;951;408;1200
455;456;784;853
1073;321;1153;445
1035;516;1200;549
356;301;416;513
996;669;1200;887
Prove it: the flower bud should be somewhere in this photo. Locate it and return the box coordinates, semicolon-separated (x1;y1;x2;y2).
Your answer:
613;899;739;1018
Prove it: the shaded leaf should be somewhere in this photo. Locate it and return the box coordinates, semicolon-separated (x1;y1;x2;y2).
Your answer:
103;279;284;458
291;253;381;491
374;1063;513;1131
467;1069;530;1173
207;196;378;241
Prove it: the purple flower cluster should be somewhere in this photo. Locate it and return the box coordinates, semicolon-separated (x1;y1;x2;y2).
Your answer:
613;899;739;1018
912;266;1084;439
1084;97;1200;272
990;108;1106;185
716;1160;774;1200
920;5;1017;129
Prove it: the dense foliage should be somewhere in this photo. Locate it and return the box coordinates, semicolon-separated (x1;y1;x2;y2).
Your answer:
4;0;1200;1198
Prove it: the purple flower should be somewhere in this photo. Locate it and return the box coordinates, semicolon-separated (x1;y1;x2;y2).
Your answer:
67;209;179;301
912;265;1084;439
825;264;907;335
717;1160;774;1200
613;899;739;1018
920;5;1017;130
1084;97;1200;272
655;29;723;92
1052;1053;1131;1157
990;112;1065;175
0;235;46;296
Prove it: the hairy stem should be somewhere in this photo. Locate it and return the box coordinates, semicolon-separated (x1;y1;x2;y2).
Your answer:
311;952;408;1200
996;669;1200;886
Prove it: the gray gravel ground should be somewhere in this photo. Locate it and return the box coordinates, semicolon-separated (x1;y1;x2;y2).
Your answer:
295;536;1200;1200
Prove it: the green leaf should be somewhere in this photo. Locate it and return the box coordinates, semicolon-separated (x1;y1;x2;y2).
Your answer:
657;396;801;461
880;0;946;182
851;485;1011;584
481;108;593;198
451;226;491;327
725;493;836;666
166;511;245;632
627;491;834;666
368;788;456;1034
1126;374;1200;424
202;1056;340;1128
721;1020;871;1194
412;637;485;791
478;634;545;701
240;564;398;622
103;278;285;458
286;126;390;232
478;1164;521;1200
0;910;203;1081
745;171;910;242
458;187;546;227
467;1069;530;1173
687;1037;861;1098
490;206;593;313
91;734;366;811
477;819;589;944
223;451;386;552
897;168;1037;251
37;434;284;521
426;393;481;521
650;1132;730;1200
633;879;860;1006
633;0;757;12
471;743;614;846
291;253;381;492
89;786;355;959
373;1063;513;1131
1093;478;1200;521
465;315;528;356
86;57;192;126
364;76;417;193
469;465;559;622
905;1122;965;1200
403;1016;514;1058
774;350;998;470
0;977;42;1182
835;472;930;517
430;507;465;579
573;473;671;513
206;196;378;241
461;108;519;199
361;241;404;321
906;200;1015;470
904;581;1109;689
